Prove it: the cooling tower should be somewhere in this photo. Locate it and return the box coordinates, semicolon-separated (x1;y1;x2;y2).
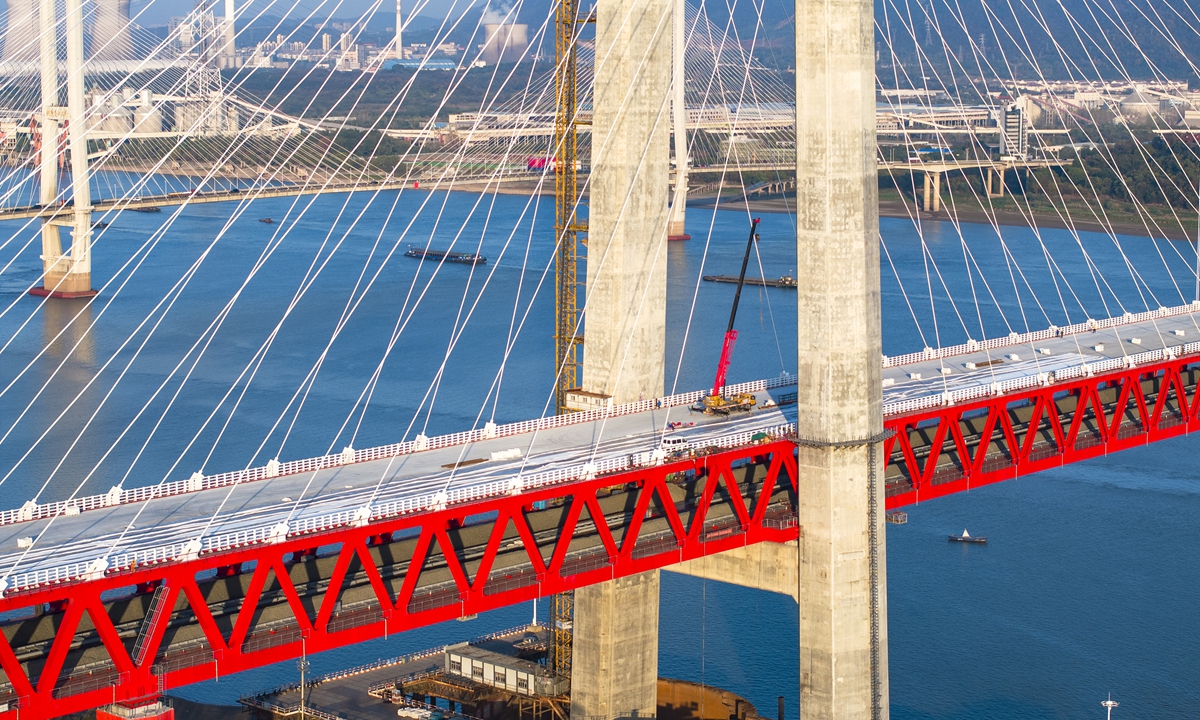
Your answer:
2;0;39;63
91;0;131;61
481;23;527;65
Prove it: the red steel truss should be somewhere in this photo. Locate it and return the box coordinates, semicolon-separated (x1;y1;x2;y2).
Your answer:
2;353;1197;720
882;354;1200;506
0;442;799;720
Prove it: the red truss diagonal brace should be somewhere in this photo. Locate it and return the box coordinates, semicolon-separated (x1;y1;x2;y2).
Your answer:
883;354;1200;507
0;441;799;720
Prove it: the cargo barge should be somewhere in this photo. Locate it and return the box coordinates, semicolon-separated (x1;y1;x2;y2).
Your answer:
405;246;487;265
703;274;796;288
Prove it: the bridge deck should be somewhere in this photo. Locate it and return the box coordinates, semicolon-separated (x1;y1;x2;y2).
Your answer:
2;304;1197;593
0;390;794;592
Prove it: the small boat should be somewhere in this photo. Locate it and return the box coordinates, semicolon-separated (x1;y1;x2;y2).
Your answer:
129;206;161;213
404;246;486;265
259;218;273;224
948;529;986;544
91;221;108;229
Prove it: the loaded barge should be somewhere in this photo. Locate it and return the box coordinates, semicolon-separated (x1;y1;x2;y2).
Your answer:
405;246;487;265
703;274;796;288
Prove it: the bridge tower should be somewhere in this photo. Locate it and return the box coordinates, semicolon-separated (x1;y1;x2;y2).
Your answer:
654;0;887;715
793;0;888;713
31;0;95;299
568;0;671;713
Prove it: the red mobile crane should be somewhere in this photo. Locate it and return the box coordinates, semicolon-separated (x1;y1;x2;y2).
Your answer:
697;217;761;415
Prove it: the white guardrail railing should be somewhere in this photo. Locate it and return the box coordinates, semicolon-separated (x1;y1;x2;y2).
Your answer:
0;380;796;595
881;341;1200;417
0;375;798;530
882;301;1200;369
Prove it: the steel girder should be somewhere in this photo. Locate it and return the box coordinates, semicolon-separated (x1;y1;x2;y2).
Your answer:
0;441;798;720
883;354;1200;506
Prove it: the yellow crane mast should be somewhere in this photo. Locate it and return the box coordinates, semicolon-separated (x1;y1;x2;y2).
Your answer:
553;0;587;417
550;0;591;684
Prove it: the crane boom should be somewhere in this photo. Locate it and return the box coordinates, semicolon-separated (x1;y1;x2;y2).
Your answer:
712;217;760;394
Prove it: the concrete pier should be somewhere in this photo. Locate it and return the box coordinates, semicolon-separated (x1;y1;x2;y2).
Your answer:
795;0;888;715
34;0;94;298
571;572;661;720
573;0;672;715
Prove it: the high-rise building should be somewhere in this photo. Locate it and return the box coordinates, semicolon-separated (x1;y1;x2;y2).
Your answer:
394;0;403;59
1001;103;1027;159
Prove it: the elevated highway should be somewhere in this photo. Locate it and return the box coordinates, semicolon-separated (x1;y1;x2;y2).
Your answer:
0;304;1198;719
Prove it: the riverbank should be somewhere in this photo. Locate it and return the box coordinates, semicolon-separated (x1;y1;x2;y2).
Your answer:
690;192;1197;241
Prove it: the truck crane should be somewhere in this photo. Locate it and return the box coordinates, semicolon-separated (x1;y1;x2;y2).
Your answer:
696;217;761;415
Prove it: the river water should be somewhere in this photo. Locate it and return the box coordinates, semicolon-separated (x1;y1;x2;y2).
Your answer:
0;190;1196;719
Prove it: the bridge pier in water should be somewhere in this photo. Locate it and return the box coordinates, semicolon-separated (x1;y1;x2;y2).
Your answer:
32;0;94;299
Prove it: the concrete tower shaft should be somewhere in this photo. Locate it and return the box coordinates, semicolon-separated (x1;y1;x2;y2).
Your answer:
2;0;39;62
580;0;671;405
794;0;888;715
31;0;93;298
91;0;132;61
572;0;672;718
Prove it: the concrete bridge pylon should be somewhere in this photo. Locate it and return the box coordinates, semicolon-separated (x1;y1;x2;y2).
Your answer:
570;0;671;713
663;0;888;715
794;0;888;713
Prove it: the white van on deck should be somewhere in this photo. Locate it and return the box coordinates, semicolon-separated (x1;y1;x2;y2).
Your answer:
659;436;691;455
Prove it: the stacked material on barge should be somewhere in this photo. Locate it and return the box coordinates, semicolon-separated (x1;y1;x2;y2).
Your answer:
405;246;487;265
703;274;796;288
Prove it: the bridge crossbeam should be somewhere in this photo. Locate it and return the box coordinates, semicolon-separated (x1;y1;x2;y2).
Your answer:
0;441;798;720
884;353;1200;505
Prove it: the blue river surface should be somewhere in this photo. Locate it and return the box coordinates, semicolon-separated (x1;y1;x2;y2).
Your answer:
0;189;1196;720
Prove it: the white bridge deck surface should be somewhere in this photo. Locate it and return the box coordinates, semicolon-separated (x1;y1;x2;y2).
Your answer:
1;306;1199;594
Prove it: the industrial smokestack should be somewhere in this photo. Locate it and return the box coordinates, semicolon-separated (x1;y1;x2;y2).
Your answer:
91;0;131;61
2;0;39;63
394;0;402;60
220;0;236;69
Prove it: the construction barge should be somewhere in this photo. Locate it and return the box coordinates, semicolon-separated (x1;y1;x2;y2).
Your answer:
702;274;796;288
405;246;487;265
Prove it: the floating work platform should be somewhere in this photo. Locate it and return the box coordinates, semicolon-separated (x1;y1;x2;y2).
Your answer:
406;246;487;265
703;274;796;288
